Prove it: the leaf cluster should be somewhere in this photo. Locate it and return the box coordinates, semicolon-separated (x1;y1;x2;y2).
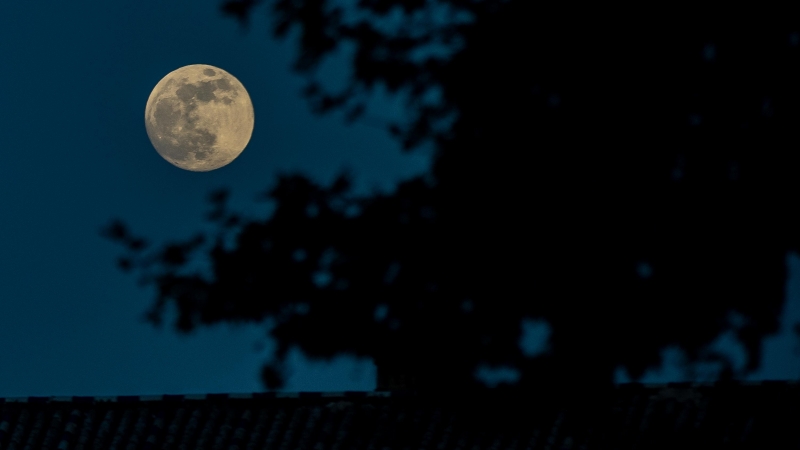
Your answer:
105;3;800;389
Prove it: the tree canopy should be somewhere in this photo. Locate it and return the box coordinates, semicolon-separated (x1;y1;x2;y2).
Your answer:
105;2;800;391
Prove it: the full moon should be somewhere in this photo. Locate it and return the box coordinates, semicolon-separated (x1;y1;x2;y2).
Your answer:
145;64;254;171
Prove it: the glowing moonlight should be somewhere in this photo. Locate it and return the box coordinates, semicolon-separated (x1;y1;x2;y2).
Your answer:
145;64;254;171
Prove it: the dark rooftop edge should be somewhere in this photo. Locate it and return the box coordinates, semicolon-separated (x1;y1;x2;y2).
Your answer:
0;380;796;403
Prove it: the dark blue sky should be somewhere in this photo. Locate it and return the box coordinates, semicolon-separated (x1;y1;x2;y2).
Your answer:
0;0;797;397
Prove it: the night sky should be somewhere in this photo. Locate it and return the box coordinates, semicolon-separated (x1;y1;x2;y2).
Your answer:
1;0;798;397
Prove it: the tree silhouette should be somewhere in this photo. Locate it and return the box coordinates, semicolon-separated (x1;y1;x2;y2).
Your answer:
105;2;800;391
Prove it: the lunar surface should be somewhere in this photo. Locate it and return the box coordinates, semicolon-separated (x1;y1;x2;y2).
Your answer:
145;64;254;171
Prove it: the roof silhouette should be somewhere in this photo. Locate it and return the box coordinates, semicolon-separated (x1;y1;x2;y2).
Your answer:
0;380;798;449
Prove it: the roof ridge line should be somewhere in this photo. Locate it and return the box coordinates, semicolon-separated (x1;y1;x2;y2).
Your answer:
0;391;394;403
1;382;797;403
617;379;800;388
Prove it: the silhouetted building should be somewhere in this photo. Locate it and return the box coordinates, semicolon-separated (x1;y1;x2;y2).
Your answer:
0;381;798;448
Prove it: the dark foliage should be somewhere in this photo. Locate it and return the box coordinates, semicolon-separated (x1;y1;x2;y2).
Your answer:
104;3;800;390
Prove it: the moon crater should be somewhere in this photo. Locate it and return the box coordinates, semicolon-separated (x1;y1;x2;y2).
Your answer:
145;64;254;171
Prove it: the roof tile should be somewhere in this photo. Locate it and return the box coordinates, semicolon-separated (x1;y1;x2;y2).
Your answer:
0;382;798;448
